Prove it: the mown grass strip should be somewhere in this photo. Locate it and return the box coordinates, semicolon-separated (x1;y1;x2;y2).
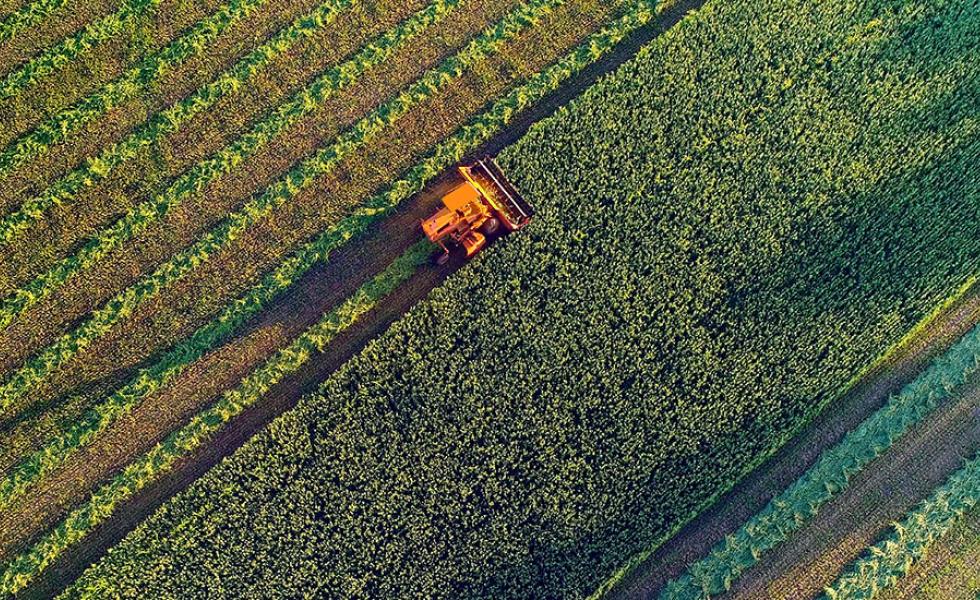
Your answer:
822;452;980;600
0;0;270;176
658;323;980;599
0;0;161;101
0;241;432;597
0;0;360;246
0;0;68;44
0;0;562;417
0;0;464;508
0;0;450;333
0;5;655;591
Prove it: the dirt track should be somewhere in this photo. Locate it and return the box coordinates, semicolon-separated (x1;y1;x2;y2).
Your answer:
14;3;709;597
609;281;980;600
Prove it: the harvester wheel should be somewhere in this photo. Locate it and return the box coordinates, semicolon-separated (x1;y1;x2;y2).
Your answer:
480;217;500;236
432;251;450;266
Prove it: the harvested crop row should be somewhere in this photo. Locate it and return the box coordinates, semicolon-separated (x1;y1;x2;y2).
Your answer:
0;0;272;181
0;242;431;596
0;0;473;504
0;0;321;208
0;0;213;126
823;452;980;600
0;0;485;342
0;0;554;415
880;506;980;600
658;321;980;599
0;0;651;531
0;0;66;41
51;0;980;596
0;0;361;273
0;0;162;102
0;0;80;47
0;0;449;298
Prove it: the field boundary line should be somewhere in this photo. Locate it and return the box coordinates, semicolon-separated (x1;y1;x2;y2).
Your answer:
822;452;980;600
0;0;360;245
0;0;68;44
0;0;271;176
0;0;468;509
0;3;656;592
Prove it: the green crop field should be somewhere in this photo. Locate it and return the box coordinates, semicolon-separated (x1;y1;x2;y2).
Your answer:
2;0;979;596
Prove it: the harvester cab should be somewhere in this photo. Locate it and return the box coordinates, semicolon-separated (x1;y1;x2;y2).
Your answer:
421;157;534;265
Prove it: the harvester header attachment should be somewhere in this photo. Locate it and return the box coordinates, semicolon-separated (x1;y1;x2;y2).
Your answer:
421;156;533;264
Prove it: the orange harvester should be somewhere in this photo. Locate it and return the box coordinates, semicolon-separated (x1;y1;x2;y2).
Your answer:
421;157;534;264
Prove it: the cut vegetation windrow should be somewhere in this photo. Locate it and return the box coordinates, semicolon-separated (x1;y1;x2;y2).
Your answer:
823;452;980;600
0;0;561;419
0;0;163;100
0;0;69;44
0;0;269;176
0;0;359;245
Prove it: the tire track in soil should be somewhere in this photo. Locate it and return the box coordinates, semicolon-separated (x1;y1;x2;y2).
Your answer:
14;4;705;597
610;281;980;599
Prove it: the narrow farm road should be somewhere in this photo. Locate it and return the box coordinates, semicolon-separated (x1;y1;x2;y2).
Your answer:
609;282;980;600
15;2;709;597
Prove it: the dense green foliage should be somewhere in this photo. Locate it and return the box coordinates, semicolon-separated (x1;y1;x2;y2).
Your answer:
823;452;980;600
660;321;980;598
59;0;980;597
0;0;652;514
0;0;360;244
0;0;555;415
0;7;655;590
0;0;267;172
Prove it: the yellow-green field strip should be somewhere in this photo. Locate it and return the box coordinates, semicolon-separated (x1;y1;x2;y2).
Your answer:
0;4;655;592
